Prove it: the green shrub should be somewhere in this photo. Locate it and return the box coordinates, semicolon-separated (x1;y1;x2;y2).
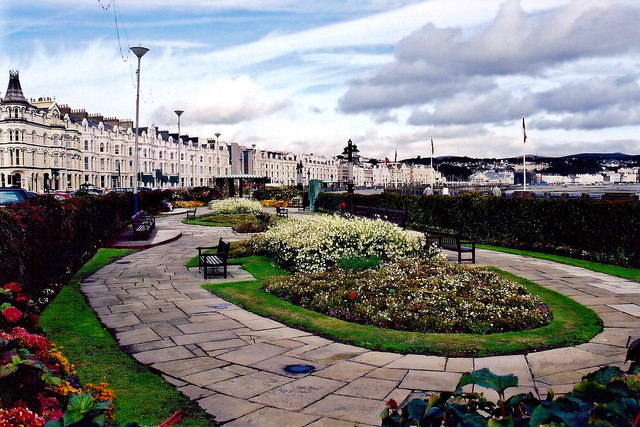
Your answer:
255;215;424;273
317;192;640;267
208;198;263;214
0;194;131;300
337;255;380;271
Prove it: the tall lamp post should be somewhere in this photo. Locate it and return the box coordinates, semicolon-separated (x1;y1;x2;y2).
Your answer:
342;139;359;194
131;45;149;213
174;110;183;188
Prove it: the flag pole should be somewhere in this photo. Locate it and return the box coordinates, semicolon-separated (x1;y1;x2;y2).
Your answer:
522;114;527;191
430;137;434;188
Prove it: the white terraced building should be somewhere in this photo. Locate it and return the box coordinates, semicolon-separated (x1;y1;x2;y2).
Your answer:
0;71;441;192
0;71;232;192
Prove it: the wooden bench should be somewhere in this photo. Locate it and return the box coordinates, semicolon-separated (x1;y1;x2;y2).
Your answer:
198;238;231;279
351;205;407;228
276;206;288;218
131;210;155;240
424;229;476;263
289;197;307;211
186;208;197;220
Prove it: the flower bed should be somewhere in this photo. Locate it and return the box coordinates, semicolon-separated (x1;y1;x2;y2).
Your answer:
1;282;116;425
208;198;263;214
260;199;290;207
174;200;206;208
263;258;552;334
255;215;425;273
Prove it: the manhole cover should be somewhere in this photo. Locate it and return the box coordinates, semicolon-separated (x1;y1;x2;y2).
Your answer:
284;364;315;374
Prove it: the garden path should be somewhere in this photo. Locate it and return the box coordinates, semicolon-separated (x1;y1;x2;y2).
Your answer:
82;214;639;426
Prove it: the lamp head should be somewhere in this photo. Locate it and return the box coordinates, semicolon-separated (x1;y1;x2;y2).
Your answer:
130;46;149;58
174;110;184;117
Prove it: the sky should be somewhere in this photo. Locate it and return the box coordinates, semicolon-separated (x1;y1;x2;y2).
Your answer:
1;0;640;159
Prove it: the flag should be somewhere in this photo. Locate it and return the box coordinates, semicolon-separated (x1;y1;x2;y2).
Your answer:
522;114;527;144
384;157;390;164
430;138;434;156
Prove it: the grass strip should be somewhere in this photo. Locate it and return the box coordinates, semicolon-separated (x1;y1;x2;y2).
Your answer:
203;256;602;357
477;244;640;282
40;248;214;427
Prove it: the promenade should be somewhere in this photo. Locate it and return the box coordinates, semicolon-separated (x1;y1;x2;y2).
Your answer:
82;213;640;426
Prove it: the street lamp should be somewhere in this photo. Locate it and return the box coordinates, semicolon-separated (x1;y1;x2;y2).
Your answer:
215;132;221;144
174;109;183;188
342;138;359;194
131;45;149;213
307;169;310;185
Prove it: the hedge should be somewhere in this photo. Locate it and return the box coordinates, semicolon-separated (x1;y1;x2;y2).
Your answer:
0;194;133;299
317;192;640;267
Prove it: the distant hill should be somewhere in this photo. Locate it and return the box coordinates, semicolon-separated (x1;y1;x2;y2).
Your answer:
402;153;640;165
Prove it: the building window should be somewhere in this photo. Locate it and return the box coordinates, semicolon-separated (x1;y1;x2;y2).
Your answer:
99;143;104;153
84;157;89;169
84;140;89;150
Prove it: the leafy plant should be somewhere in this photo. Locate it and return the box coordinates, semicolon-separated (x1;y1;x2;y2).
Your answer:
337;255;381;271
45;393;112;427
381;338;640;426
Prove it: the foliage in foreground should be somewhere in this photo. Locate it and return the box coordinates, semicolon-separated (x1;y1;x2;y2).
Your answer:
382;341;640;426
263;258;552;334
255;214;426;272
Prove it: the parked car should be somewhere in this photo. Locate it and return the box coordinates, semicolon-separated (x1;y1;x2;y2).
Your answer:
50;192;73;201
73;188;104;196
0;187;30;208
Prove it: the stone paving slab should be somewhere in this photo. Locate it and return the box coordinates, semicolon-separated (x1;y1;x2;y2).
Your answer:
80;215;640;426
251;375;345;411
208;370;294;399
197;393;263;423
227;407;319;427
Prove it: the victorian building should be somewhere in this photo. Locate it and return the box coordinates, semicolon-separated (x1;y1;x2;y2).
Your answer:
0;71;231;192
0;71;439;192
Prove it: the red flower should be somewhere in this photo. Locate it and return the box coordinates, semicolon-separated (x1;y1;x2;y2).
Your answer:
2;282;21;293
2;306;22;323
340;202;347;208
349;291;357;300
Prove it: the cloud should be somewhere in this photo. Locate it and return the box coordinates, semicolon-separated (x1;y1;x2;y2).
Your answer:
534;75;640;114
151;75;291;126
339;0;640;117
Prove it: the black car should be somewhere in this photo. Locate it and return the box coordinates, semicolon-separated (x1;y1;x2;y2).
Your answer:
0;187;30;208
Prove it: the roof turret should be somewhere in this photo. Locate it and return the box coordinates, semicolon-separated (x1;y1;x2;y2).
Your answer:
2;70;31;106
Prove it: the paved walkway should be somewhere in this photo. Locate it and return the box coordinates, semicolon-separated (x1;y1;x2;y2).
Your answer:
83;214;640;426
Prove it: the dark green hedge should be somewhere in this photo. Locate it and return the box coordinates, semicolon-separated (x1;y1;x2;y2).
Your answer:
0;194;133;300
0;188;224;304
317;192;640;266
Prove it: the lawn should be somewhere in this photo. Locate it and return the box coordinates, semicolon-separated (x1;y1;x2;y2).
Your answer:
40;248;215;427
478;244;640;282
202;256;602;357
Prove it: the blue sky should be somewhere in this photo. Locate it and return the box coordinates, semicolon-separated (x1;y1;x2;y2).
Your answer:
2;0;640;159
